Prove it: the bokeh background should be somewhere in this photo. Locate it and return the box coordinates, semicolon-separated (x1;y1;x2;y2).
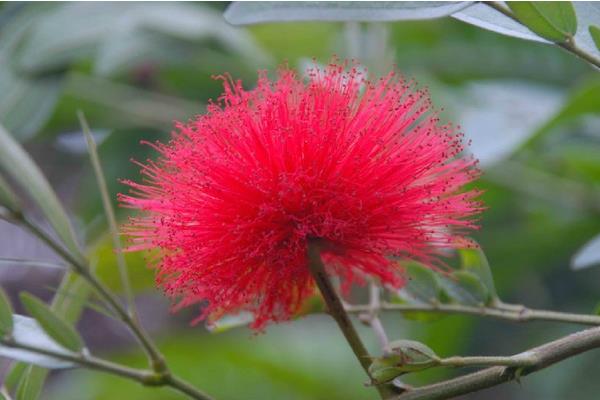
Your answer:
1;2;599;399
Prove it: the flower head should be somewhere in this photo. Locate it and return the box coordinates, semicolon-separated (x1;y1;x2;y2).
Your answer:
120;62;482;329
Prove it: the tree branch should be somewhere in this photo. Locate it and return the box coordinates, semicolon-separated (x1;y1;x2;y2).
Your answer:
0;338;214;400
20;217;167;372
345;302;600;326
394;325;600;400
484;1;600;69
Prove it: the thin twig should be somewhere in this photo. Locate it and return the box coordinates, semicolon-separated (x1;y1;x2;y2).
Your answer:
0;338;214;400
361;283;389;351
484;1;600;69
394;325;600;399
345;302;600;326
78;111;137;320
19;217;167;372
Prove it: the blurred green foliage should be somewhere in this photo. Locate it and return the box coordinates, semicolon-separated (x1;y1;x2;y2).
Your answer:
1;2;600;399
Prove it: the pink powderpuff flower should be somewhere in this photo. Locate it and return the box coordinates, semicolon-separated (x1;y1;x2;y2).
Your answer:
120;62;483;329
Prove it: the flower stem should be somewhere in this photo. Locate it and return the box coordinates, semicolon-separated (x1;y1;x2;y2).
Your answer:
306;241;395;399
394;325;600;400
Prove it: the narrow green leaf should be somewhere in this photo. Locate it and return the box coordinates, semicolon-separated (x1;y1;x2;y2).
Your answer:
0;315;75;368
19;293;84;353
0;124;85;264
3;361;27;393
438;271;489;306
7;273;93;399
507;2;577;42
0;287;14;336
589;25;600;51
398;262;441;304
15;365;45;400
458;245;498;302
0;175;20;214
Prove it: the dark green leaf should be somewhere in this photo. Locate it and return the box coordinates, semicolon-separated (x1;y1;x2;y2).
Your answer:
225;1;473;25
590;25;600;51
0;124;85;264
507;2;577;42
438;271;489;306
397;262;441;304
3;362;27;393
458;245;498;302
0;287;14;336
0;175;20;214
19;293;84;353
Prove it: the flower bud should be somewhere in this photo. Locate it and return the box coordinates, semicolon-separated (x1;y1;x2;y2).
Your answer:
369;340;441;384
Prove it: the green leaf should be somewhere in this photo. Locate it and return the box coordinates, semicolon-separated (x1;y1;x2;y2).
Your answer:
0;287;14;336
0;72;63;141
454;3;600;66
571;233;600;270
0;175;20;214
3;362;27;393
19;293;84;353
15;365;45;400
507;2;577;42
523;79;600;149
397;262;441;304
0;4;65;140
589;25;600;51
225;1;473;25
12;273;93;399
458;245;498;302
0;124;85;264
0;315;76;368
438;271;489;306
18;3;269;74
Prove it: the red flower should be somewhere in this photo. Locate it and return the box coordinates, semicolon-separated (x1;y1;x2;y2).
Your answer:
120;62;482;329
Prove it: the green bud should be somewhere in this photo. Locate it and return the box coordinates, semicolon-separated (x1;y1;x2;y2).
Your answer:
369;340;441;385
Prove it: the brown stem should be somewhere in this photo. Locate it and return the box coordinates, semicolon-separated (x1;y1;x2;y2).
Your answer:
344;302;600;326
394;326;600;400
306;241;395;399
